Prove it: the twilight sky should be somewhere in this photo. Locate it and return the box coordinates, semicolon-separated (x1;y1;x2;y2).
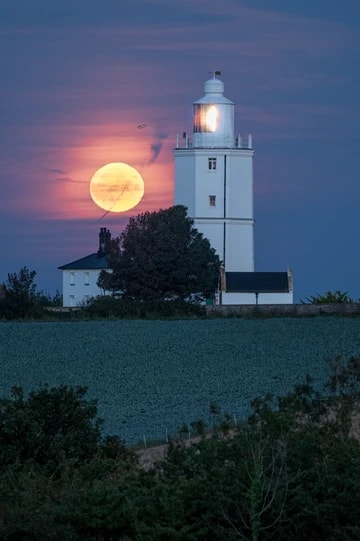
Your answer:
0;0;359;302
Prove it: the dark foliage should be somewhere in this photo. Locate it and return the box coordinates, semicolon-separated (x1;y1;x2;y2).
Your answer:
0;357;360;540
98;205;221;301
0;384;137;474
34;289;63;307
0;266;42;319
301;290;353;304
85;295;206;319
0;385;103;470
0;266;62;320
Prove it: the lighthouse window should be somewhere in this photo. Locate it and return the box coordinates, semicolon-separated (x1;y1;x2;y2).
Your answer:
208;157;217;170
194;104;218;133
209;195;216;207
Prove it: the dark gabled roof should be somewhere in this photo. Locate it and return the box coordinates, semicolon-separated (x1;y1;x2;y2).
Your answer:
225;272;290;293
58;253;109;271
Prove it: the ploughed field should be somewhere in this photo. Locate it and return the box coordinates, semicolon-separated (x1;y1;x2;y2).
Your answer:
1;317;359;444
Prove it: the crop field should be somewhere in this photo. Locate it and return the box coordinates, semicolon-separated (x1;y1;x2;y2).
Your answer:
0;317;360;444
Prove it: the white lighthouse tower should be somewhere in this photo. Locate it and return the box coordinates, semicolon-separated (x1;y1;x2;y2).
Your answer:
174;74;254;272
174;74;293;305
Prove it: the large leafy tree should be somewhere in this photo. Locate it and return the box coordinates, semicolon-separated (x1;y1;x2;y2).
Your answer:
98;205;221;301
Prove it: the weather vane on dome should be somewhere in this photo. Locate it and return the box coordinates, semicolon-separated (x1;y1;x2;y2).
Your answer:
209;70;222;78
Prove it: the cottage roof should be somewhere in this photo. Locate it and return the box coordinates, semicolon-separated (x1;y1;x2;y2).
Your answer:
224;272;290;293
58;227;112;271
58;253;109;271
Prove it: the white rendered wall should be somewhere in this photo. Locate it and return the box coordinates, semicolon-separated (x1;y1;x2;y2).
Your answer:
193;221;224;261
226;150;253;219
225;222;254;271
62;269;104;307
221;291;294;305
174;153;196;216
174;147;254;271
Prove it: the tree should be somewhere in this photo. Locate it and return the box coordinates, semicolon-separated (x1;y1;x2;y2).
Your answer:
1;266;40;319
35;289;63;307
246;358;360;541
0;268;63;319
0;385;103;470
98;205;221;301
221;428;288;541
325;355;360;438
4;265;36;301
0;384;138;540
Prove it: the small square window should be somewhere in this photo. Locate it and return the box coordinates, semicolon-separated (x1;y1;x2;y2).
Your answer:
209;195;216;207
208;157;217;171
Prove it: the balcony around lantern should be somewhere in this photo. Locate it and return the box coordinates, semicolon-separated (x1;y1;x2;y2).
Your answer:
175;133;253;150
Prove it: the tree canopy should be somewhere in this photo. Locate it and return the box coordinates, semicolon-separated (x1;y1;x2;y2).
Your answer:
0;385;102;469
0;384;133;472
98;205;221;301
0;266;62;319
0;266;38;319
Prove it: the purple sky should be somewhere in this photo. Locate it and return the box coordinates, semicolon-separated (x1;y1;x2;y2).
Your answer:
1;0;359;302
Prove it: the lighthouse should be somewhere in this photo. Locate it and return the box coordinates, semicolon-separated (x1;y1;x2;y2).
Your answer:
174;74;254;272
174;74;293;304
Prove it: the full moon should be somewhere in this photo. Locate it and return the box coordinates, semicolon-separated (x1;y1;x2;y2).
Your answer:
90;162;145;212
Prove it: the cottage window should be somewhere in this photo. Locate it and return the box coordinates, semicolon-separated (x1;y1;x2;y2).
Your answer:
209;195;216;207
70;272;75;286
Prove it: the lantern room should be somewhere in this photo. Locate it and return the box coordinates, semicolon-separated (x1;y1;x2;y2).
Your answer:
192;76;235;148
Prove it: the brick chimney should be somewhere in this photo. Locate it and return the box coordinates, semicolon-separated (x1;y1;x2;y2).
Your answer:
98;227;111;256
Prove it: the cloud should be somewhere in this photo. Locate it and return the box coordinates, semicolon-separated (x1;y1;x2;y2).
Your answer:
148;132;168;165
49;168;65;174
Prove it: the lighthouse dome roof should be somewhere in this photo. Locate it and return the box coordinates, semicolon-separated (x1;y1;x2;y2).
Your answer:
194;77;234;105
204;77;224;94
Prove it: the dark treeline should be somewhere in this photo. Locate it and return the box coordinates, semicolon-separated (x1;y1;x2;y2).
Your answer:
1;266;357;322
0;356;360;540
0;266;207;321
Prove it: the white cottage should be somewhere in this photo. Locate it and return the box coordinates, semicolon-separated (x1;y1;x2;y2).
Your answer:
58;228;111;307
174;74;293;304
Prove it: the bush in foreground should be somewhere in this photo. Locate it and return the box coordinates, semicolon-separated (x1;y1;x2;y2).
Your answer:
0;357;360;540
85;296;206;319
